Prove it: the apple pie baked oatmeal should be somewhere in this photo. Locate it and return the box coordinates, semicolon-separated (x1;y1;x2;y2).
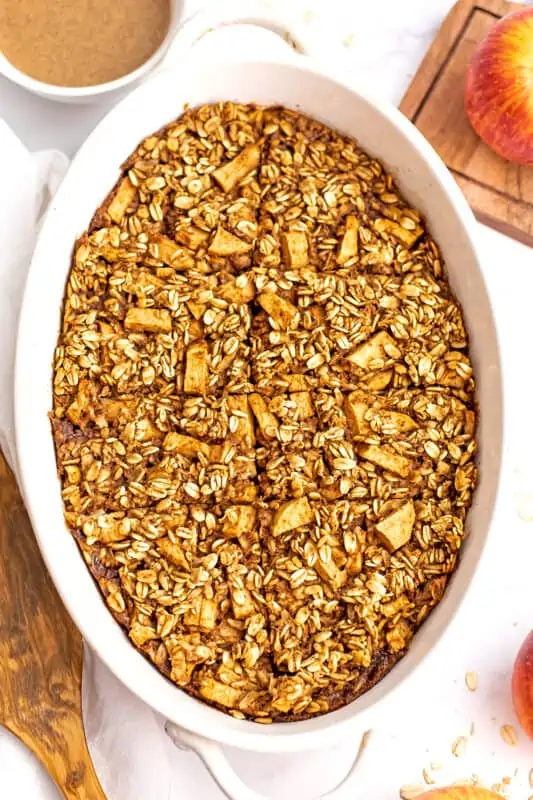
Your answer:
51;103;477;722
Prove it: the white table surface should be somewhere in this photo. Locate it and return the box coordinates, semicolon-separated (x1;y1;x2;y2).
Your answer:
2;1;533;797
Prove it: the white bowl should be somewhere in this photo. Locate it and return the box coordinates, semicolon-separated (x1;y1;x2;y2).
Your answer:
0;0;184;103
14;13;502;800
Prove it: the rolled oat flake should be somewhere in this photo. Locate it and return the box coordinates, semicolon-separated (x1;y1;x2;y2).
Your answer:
0;0;170;87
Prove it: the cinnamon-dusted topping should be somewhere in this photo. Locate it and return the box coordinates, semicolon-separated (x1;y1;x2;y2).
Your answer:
52;102;477;722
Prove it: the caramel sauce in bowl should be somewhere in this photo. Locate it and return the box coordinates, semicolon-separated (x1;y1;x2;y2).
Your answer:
0;0;175;102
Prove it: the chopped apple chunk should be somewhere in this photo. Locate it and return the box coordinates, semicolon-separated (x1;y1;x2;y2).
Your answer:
158;536;190;569
108;177;136;223
162;432;210;459
184;340;209;394
199;598;218;632
132;417;161;443
183;597;202;628
281;230;308;268
209;227;252;256
465;409;476;437
186;300;207;320
209;440;253;470
257;291;300;329
315;557;346;590
375;500;415;552
346;331;398;369
199;677;242;708
175;226;209;250
381;595;410;618
337;215;359;264
124;307;171;333
249;394;278;438
154;235;195;269
212;143;261;192
272;497;314;536
344;392;370;435
218;273;255;304
66;379;93;427
187;319;204;341
290;391;314;419
227;395;255;445
168;646;196;686
83;512;131;544
237;485;258;503
374;218;424;249
386;619;413;652
222;505;257;538
230;587;256;620
358;444;411;477
100;398;135;422
129;619;157;647
378;410;417;433
363;370;393;391
286;374;311;391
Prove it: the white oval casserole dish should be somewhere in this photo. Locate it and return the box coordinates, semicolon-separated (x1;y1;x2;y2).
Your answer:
14;8;503;798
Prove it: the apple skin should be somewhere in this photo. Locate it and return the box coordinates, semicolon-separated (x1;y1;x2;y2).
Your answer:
418;789;503;800
465;6;533;165
512;629;533;738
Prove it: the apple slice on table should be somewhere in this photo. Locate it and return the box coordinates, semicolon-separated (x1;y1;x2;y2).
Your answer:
417;789;504;799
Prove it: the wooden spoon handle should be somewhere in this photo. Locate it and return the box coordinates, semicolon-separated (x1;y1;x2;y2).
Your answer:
9;720;107;800
0;451;107;799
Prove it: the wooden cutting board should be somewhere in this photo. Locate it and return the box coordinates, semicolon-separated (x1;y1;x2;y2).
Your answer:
0;450;106;799
400;0;533;246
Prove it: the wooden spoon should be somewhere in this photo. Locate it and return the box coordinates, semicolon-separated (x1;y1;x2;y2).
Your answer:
0;450;106;799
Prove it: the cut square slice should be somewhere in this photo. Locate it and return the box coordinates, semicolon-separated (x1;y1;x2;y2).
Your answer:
249;267;380;393
250;388;366;503
334;385;476;517
72;503;269;698
55;258;255;406
52;395;259;514
259;500;374;692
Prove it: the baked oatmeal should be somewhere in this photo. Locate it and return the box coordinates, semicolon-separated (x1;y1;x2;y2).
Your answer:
51;103;477;721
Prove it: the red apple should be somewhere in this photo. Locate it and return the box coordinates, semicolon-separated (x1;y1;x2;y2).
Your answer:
418;789;503;800
512;629;533;737
465;7;533;165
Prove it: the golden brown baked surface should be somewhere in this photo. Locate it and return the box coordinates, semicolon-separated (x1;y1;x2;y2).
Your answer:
51;103;477;722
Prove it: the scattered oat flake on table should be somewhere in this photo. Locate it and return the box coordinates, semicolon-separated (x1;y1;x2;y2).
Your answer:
422;768;436;785
343;33;354;47
500;724;518;746
465;670;478;691
303;9;313;22
452;736;468;757
399;785;425;799
515;491;533;522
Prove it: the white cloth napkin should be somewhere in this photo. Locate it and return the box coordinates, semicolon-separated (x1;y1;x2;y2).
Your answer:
0;118;201;800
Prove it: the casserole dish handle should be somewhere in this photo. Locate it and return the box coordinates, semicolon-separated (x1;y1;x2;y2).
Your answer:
160;0;313;69
166;723;372;800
